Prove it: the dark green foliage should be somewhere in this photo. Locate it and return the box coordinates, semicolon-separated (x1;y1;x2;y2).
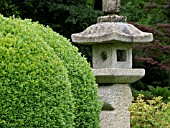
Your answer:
0;15;102;127
0;0;20;17
121;0;146;22
121;0;170;25
148;86;170;102
131;85;170;102
2;0;103;39
132;88;155;101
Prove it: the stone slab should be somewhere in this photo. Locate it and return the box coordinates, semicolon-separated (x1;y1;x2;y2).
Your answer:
93;68;145;84
98;84;132;110
97;15;127;22
100;110;130;128
71;22;153;44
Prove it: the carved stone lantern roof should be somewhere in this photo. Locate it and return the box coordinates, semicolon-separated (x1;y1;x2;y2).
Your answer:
71;22;153;44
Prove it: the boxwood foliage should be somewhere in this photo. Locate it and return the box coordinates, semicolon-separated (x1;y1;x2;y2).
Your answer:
0;15;102;127
31;19;102;128
0;15;74;127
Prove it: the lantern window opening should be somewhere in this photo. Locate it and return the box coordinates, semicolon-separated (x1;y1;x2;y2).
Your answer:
117;50;127;62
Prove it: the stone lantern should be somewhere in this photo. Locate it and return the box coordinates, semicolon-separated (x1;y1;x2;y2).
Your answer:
71;0;153;128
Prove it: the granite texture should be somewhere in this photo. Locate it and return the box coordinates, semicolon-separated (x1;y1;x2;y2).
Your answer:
100;110;130;128
98;84;132;110
99;84;132;128
71;22;153;44
93;68;145;84
92;43;132;69
97;15;127;22
102;0;121;13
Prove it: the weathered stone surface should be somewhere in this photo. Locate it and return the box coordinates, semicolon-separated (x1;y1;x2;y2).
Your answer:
100;110;130;128
71;22;153;44
93;68;145;84
98;15;127;22
92;43;132;69
102;0;121;13
98;84;132;109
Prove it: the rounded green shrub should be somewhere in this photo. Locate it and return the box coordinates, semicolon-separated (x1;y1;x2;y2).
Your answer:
32;19;102;128
0;15;74;127
0;15;102;127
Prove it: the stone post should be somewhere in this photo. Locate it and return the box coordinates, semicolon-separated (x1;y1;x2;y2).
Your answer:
71;0;153;128
103;0;121;13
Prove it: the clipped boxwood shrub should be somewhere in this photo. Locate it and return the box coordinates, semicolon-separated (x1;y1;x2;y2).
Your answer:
32;20;102;128
0;15;74;127
0;15;102;127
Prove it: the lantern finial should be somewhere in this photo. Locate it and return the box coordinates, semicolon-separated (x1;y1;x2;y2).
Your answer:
103;0;121;14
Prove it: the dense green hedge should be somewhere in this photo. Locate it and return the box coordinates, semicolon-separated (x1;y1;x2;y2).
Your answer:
0;15;102;127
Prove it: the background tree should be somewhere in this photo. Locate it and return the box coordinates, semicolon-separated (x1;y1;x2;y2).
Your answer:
11;0;102;39
121;0;170;100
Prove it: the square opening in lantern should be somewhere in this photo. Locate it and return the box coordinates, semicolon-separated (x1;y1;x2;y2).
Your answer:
117;50;127;62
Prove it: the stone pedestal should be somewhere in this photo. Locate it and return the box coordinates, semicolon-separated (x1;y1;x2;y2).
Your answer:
99;84;132;110
100;110;130;128
92;68;144;128
99;84;132;128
